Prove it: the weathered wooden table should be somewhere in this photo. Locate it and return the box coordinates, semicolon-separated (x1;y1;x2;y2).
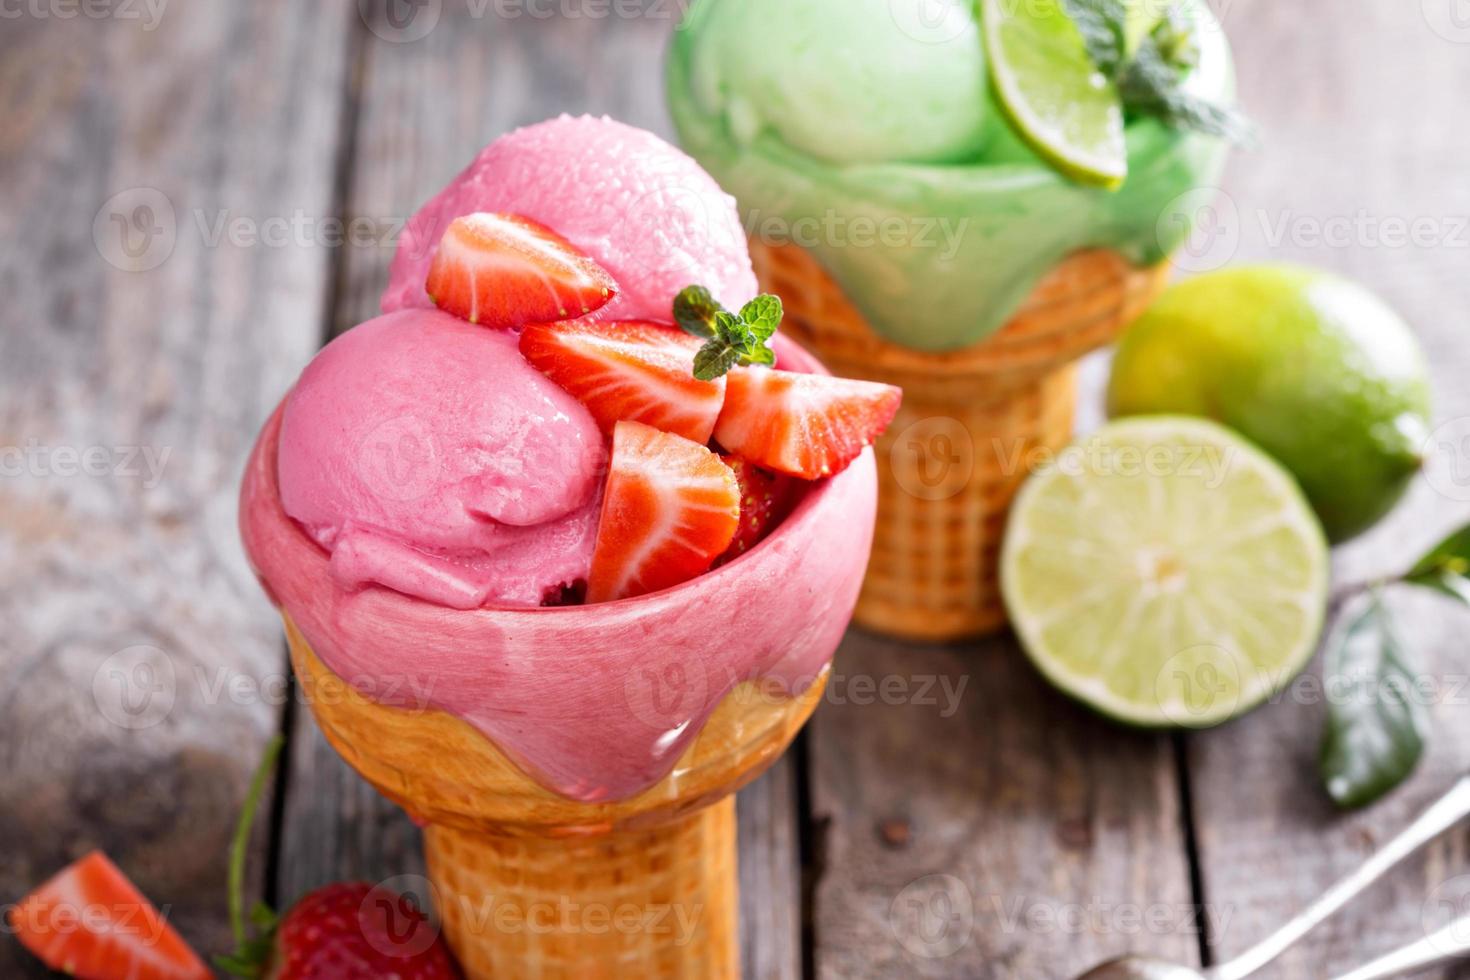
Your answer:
3;2;1470;977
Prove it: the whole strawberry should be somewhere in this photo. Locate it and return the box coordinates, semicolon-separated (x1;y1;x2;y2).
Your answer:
717;456;795;566
217;738;460;980
264;881;458;980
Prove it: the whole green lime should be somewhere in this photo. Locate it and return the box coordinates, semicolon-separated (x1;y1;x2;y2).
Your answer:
1108;266;1432;541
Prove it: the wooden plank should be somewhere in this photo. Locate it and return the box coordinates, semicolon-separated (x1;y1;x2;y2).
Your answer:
274;6;804;975
737;758;804;980
809;630;1198;978
0;1;353;974
1184;0;1470;975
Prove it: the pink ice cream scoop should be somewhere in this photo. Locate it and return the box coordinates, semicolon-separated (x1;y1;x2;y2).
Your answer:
277;308;605;609
382;114;757;320
281;116;759;611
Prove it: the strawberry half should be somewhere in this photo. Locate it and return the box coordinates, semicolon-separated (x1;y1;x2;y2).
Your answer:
587;421;740;603
716;456;796;566
519;319;726;443
425;212;617;328
9;851;211;980
714;367;902;479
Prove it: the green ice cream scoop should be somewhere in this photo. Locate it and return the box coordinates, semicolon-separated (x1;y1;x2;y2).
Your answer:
680;0;994;165
668;0;1236;352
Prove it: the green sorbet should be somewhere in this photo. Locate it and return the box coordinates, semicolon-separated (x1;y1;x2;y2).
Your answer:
668;0;1236;352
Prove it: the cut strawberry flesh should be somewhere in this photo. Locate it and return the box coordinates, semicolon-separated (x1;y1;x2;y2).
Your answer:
587;421;740;603
519;319;726;444
425;212;617;328
8;851;211;980
714;367;902;480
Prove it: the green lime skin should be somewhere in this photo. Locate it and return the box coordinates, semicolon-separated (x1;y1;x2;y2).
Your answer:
1108;266;1432;542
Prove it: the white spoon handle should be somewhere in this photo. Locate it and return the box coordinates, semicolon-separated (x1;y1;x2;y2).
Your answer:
1331;916;1470;980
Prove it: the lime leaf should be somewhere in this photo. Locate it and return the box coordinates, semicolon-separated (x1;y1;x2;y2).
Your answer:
1405;523;1470;605
983;0;1128;189
1320;597;1429;809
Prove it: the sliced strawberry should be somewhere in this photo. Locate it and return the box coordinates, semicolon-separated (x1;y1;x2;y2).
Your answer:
9;851;211;980
716;456;796;566
714;367;902;479
588;421;740;603
519;319;726;444
425;212;617;328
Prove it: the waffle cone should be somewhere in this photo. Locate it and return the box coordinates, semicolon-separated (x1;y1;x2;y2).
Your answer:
751;240;1169;642
286;616;824;978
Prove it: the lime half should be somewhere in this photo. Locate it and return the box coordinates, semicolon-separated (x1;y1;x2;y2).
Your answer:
1001;417;1330;728
982;0;1127;189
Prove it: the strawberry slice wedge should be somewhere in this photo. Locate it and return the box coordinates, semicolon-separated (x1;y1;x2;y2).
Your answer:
425;212;617;328
8;851;211;980
519;319;726;443
714;367;902;479
588;421;740;603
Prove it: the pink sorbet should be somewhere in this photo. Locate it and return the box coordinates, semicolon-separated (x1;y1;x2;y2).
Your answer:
243;335;877;801
277;308;606;609
381;114;758;321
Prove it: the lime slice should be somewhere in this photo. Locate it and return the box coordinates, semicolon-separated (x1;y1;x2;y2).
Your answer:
1000;417;1330;728
982;0;1128;189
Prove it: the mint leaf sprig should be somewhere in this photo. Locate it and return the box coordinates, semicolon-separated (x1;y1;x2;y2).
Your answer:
674;286;782;381
1062;1;1254;144
1119;22;1255;144
1061;0;1128;77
